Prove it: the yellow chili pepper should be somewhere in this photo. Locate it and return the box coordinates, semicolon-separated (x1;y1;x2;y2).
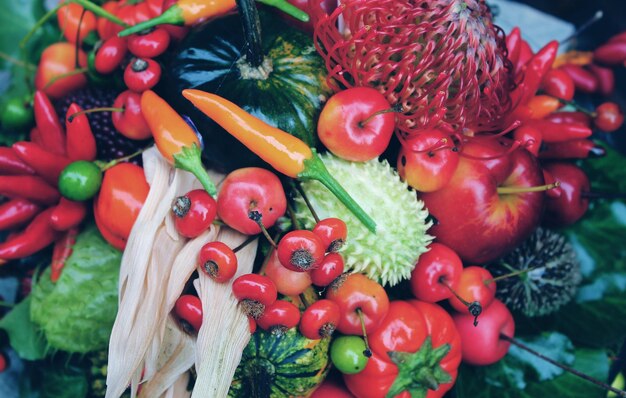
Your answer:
141;90;216;196
182;89;377;233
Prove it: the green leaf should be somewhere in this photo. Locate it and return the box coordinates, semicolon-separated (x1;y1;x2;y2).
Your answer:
454;348;610;398
40;364;88;398
30;224;122;353
506;333;574;382
0;296;47;361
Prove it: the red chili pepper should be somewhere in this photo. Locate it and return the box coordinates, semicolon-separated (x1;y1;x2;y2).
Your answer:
50;198;87;231
540;68;575;101
588;64;615;96
539;139;605;160
558;64;598;94
505;27;521;68
512;41;559;106
29;127;44;147
593;41;626;66
65;104;97;161
515;39;533;75
94;35;128;74
50;227;79;282
0;147;35;175
526;95;561;119
12;141;72;185
0;198;42;231
545;111;592;127
0;175;60;205
33;91;66;155
528;119;593;143
0;208;59;261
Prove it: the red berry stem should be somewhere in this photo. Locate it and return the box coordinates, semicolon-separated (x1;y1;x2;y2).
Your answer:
0;51;36;71
67;107;124;122
559;10;604;47
483;265;542;285
500;333;626;397
232;234;258;253
356;308;373;358
440;279;482;326
294;181;320;223
248;210;278;248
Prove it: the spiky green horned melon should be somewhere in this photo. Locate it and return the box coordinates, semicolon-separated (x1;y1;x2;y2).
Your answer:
295;153;433;286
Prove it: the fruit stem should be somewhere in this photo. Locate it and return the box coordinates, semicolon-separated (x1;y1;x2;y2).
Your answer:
581;191;626;200
20;4;62;49
232;234;258;253
67;107;124;122
294;181;320;223
236;0;264;68
484;265;542;285
500;333;626;397
172;144;217;197
97;147;149;171
440;279;482;327
0;300;15;308
358;105;401;128
0;52;36;71
300;151;376;234
42;68;89;92
559;10;604;46
552;96;596;117
356;308;372;358
118;6;182;37
69;0;130;28
497;181;560;195
248;210;278;249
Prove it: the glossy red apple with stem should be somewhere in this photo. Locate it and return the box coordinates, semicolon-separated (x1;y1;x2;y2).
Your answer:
410;242;463;303
397;129;460;192
420;138;554;263
317;87;396;162
216;167;287;235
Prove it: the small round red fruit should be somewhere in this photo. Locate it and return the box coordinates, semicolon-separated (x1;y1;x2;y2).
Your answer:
112;90;151;140
174;294;203;333
594;102;624;132
232;273;278;319
127;27;171;59
543;162;590;227
448;266;497;314
318;87;396;162
94;36;128;74
172;189;217;238
124;57;161;92
410;242;463;303
310;253;345;287
326;273;389;335
277;229;326;272
256;300;301;335
313;217;347;252
217;167;287;235
453;299;515;365
264;250;312;296
299;299;341;339
198;241;237;283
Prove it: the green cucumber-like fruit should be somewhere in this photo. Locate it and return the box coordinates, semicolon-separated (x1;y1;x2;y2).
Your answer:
228;327;330;398
294;153;433;286
163;9;331;172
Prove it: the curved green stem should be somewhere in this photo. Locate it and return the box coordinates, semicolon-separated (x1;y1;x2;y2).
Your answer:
117;6;183;37
299;151;376;234
256;0;309;22
173;143;217;197
69;0;129;27
20;4;62;49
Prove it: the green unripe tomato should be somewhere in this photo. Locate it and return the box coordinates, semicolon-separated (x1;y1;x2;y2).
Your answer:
1;96;34;131
58;161;103;201
330;335;369;374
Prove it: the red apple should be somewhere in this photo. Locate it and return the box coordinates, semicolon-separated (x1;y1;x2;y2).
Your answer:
216;167;287;235
397;129;460;192
420;139;545;263
453;299;515;366
317;87;396;162
542;162;590;227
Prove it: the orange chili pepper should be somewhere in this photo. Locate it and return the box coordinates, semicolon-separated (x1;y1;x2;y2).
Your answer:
140;90;217;196
117;0;308;37
182;89;377;233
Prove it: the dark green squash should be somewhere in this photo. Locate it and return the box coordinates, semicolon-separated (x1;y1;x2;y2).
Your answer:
162;5;332;172
228;327;330;398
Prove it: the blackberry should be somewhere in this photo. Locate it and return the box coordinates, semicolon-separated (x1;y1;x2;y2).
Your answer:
56;87;151;162
488;228;582;317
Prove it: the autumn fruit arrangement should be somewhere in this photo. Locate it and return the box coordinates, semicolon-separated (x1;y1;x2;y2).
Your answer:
0;0;626;397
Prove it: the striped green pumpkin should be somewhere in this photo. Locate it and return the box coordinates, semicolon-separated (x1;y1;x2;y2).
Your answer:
229;327;330;398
